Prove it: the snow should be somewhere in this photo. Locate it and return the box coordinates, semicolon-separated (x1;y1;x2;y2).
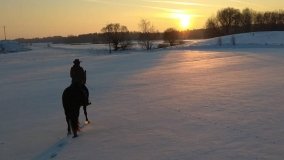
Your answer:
1;32;284;160
185;31;284;48
0;40;30;53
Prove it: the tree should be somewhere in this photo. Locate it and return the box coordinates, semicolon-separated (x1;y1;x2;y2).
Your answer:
279;10;284;25
205;16;221;37
138;19;156;50
241;8;254;32
119;26;132;50
163;28;179;46
101;23;130;53
204;8;284;38
217;7;241;34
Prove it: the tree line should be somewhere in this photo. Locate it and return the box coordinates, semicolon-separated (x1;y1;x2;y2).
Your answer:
205;7;284;37
17;19;203;52
16;28;203;46
100;19;160;53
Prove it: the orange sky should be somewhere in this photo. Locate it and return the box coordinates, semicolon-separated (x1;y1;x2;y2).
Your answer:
0;0;283;39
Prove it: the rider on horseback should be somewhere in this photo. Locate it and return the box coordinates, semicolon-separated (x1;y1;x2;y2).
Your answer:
70;59;91;106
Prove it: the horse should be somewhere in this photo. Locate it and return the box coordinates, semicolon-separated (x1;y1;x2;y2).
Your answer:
62;83;90;138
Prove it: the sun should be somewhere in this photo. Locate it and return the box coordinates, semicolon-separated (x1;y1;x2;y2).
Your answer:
171;12;191;30
180;16;190;29
178;14;190;30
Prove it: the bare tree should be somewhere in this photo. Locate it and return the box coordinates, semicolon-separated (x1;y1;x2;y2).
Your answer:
252;10;284;31
253;12;264;25
119;25;132;50
241;8;254;32
205;16;220;37
101;24;114;53
205;7;284;38
279;10;284;25
217;7;241;34
138;19;156;50
163;28;179;46
101;23;130;53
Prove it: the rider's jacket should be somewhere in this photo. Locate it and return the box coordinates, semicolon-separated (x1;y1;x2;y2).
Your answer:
70;65;85;84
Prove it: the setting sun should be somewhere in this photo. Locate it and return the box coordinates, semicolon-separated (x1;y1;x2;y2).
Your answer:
180;15;190;29
171;12;191;30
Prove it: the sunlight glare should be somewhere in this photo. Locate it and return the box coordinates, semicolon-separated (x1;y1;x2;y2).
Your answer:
171;12;191;30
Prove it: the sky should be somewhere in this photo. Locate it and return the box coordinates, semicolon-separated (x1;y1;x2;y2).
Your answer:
0;0;283;39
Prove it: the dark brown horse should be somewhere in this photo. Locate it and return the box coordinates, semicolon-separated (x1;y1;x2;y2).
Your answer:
62;83;89;138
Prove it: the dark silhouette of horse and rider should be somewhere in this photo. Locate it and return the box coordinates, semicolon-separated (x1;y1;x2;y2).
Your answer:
62;59;91;138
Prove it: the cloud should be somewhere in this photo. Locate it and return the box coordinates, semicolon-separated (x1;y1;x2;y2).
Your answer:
82;0;205;17
83;0;133;6
141;5;184;13
142;0;209;7
140;5;204;17
228;0;266;9
83;0;101;2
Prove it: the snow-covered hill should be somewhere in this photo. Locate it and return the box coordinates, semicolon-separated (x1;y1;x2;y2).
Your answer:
186;31;284;48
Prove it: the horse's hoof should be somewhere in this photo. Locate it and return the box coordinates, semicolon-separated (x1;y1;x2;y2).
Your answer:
85;120;90;124
72;135;78;138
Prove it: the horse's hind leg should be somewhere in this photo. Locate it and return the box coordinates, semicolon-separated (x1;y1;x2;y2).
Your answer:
70;117;78;138
83;106;90;124
64;108;71;136
71;106;81;138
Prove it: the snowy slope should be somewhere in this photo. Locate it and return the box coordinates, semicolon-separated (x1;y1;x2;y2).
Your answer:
186;31;284;48
1;34;284;160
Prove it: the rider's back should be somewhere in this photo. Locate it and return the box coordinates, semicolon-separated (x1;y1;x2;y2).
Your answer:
70;65;85;85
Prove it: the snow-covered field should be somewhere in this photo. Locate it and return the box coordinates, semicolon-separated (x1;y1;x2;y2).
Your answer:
1;32;284;160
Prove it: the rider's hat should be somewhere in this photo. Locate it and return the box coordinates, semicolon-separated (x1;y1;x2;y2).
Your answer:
73;59;81;64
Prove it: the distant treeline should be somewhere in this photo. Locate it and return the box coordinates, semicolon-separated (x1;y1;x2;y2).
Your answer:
205;8;284;38
16;8;284;45
16;29;205;44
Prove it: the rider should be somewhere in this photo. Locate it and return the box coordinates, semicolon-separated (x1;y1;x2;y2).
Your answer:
70;59;90;106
